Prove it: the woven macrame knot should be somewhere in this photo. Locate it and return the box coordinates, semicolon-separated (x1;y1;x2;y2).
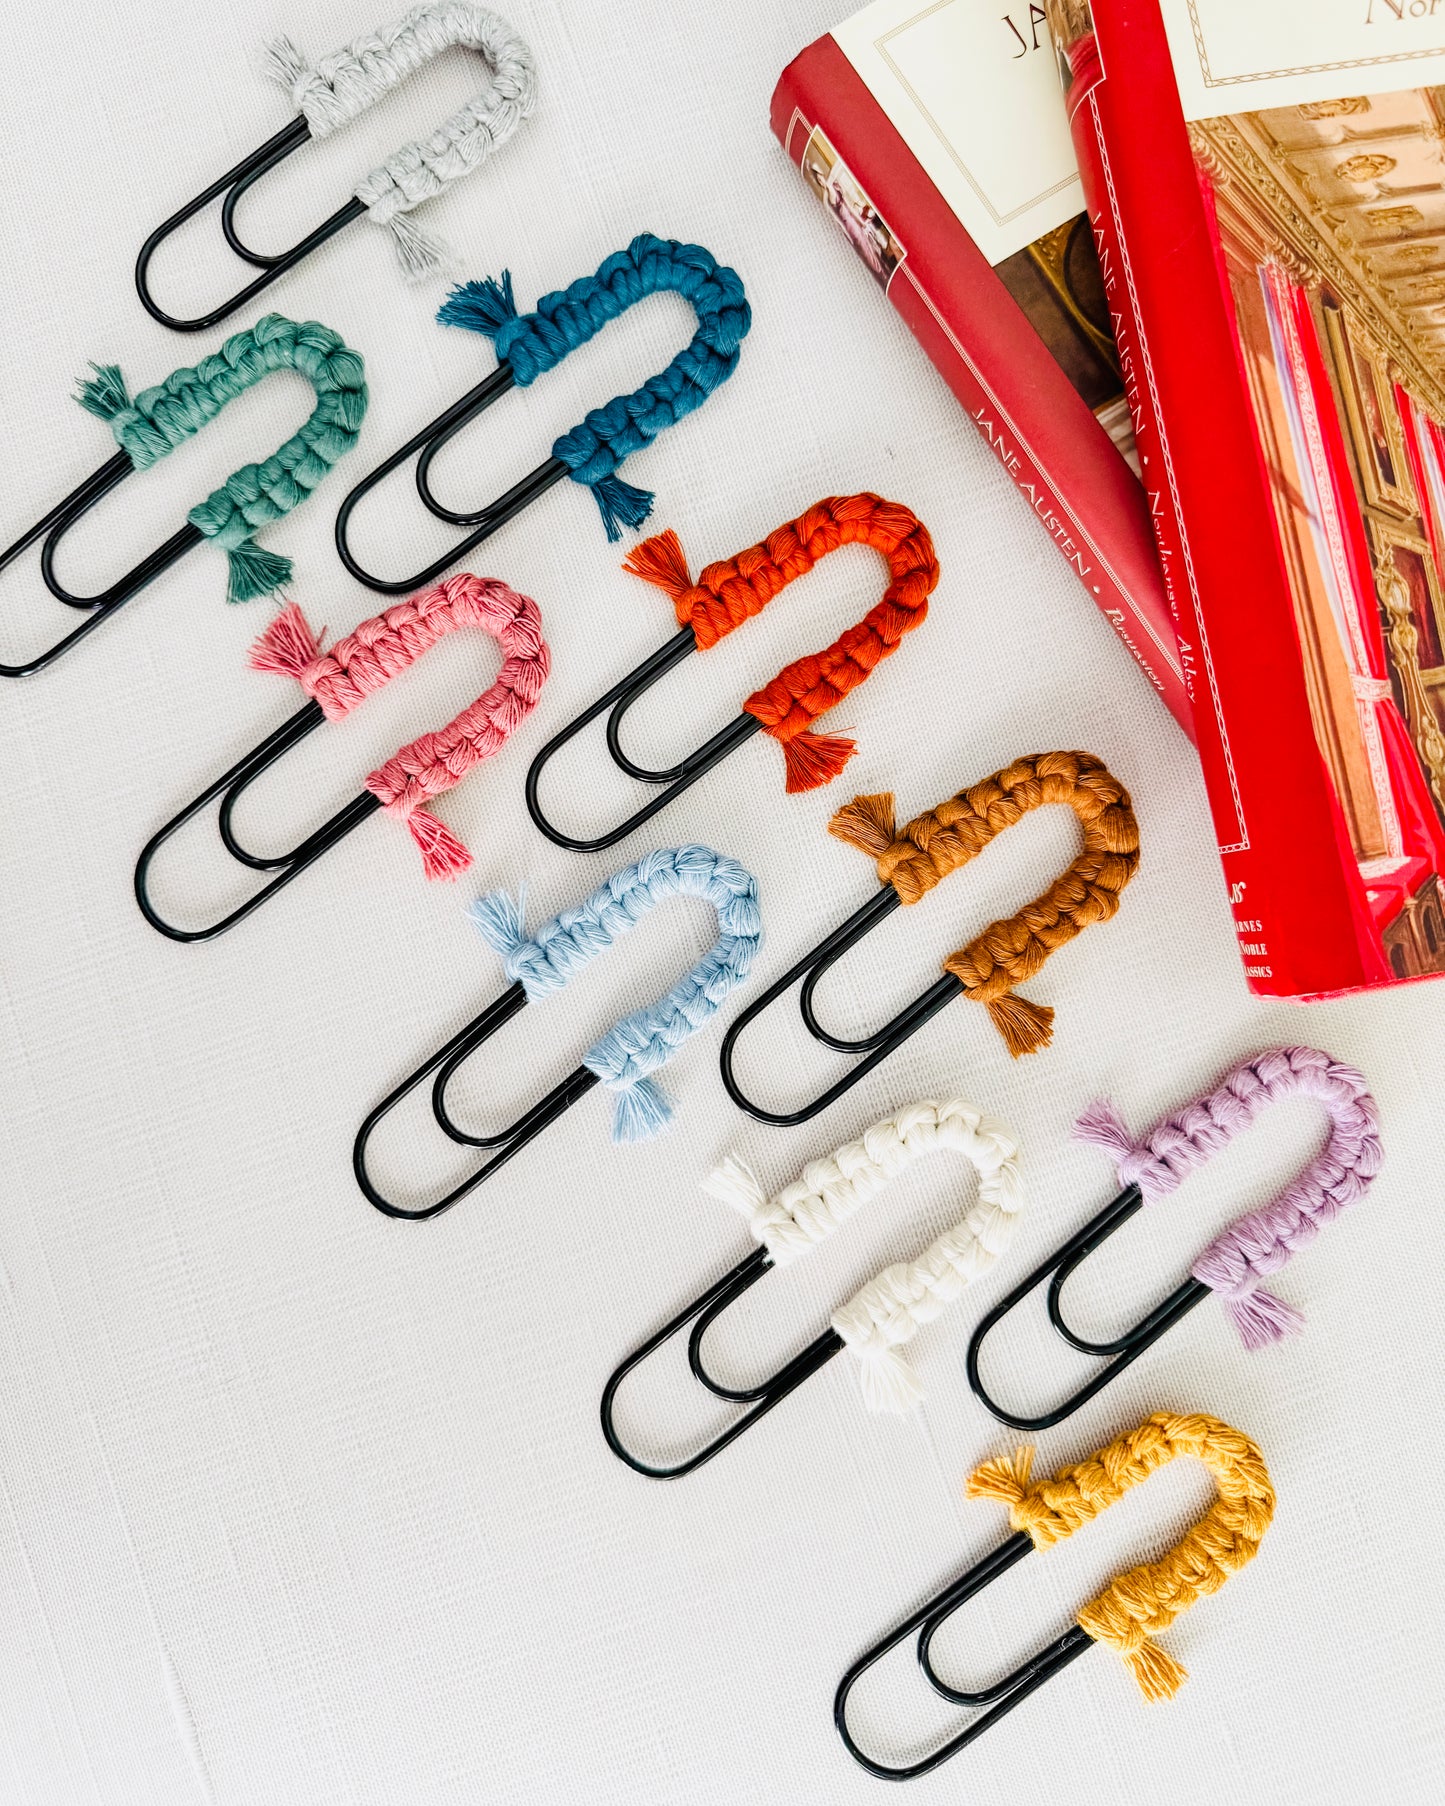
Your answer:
1074;1047;1381;1349
968;1413;1274;1703
439;234;750;542
264;6;538;281
248;574;548;881
77;316;367;605
709;1100;1025;1412
828;754;1138;1059
470;849;762;1144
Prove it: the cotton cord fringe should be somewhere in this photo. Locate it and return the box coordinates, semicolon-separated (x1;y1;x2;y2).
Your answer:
829;750;1140;1057
75;315;367;604
265;3;536;279
969;1412;1274;1701
470;847;762;1142
623;494;938;792
1074;1044;1383;1348
248;575;548;878
439;233;750;539
705;1099;1023;1413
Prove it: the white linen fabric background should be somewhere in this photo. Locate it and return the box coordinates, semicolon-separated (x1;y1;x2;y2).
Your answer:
0;2;1441;1800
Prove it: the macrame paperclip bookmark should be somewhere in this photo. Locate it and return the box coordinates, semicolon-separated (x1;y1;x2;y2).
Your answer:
334;233;751;591
0;317;366;679
135;5;537;332
720;752;1140;1125
134;578;548;941
353;847;762;1219
525;496;940;849
601;1100;1024;1480
967;1045;1383;1430
835;1412;1275;1780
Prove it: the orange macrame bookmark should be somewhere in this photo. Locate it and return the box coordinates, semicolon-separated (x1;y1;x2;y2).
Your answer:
622;494;939;793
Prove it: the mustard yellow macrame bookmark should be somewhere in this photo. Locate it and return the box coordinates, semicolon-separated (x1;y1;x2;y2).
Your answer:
968;1411;1275;1700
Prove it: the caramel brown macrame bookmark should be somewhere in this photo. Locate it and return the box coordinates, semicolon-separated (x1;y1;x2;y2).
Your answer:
623;493;939;792
830;751;1140;1056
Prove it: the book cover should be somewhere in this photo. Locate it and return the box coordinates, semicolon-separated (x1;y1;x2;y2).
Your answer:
771;1;1193;737
1048;0;1445;996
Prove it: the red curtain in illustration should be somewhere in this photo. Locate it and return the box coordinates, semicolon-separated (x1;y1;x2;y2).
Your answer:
1283;280;1445;917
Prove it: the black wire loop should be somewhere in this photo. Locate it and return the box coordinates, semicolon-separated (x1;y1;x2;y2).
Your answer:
353;983;602;1221
133;702;381;942
333;360;569;593
0;453;204;678
964;1183;1212;1430
718;887;964;1126
600;1245;845;1479
834;1530;1095;1780
525;625;761;852
134;118;366;333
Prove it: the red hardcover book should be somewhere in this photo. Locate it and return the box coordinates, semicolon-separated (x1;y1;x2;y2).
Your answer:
1049;0;1445;997
771;4;1192;738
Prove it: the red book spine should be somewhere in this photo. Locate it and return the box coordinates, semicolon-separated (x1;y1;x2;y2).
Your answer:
1062;5;1391;998
771;35;1194;742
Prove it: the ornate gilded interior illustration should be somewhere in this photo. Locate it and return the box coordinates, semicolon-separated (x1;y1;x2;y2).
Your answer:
1192;87;1445;978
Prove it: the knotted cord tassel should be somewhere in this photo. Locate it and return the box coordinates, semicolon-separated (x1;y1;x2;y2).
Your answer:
612;1075;675;1144
622;528;693;598
591;473;655;542
225;540;293;604
438;271;518;337
700;1155;770;1231
1218;1286;1305;1350
1120;1640;1189;1703
406;807;472;880
965;1446;1036;1508
387;210;453;282
73;362;132;422
248;601;325;678
827;792;898;857
984;992;1055;1058
851;1341;927;1416
261;33;309;91
470;886;528;959
781;728;856;793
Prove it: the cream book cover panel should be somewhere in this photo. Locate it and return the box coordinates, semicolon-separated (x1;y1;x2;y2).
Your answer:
831;0;1083;264
1155;0;1445;121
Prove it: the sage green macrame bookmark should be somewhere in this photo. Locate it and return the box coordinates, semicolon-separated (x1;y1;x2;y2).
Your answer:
74;314;368;602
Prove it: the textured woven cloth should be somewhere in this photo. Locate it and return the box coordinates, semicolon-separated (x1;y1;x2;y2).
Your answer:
0;1;1439;1802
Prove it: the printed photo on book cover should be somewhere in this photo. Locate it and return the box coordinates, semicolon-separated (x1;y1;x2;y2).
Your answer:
1188;84;1445;981
801;126;907;290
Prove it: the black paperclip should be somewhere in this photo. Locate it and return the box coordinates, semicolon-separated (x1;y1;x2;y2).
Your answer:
600;1246;847;1479
334;361;569;594
132;701;385;942
965;1185;1211;1431
525;627;760;852
0;455;204;678
718;887;964;1127
833;1531;1094;1780
135;119;364;334
353;986;601;1221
